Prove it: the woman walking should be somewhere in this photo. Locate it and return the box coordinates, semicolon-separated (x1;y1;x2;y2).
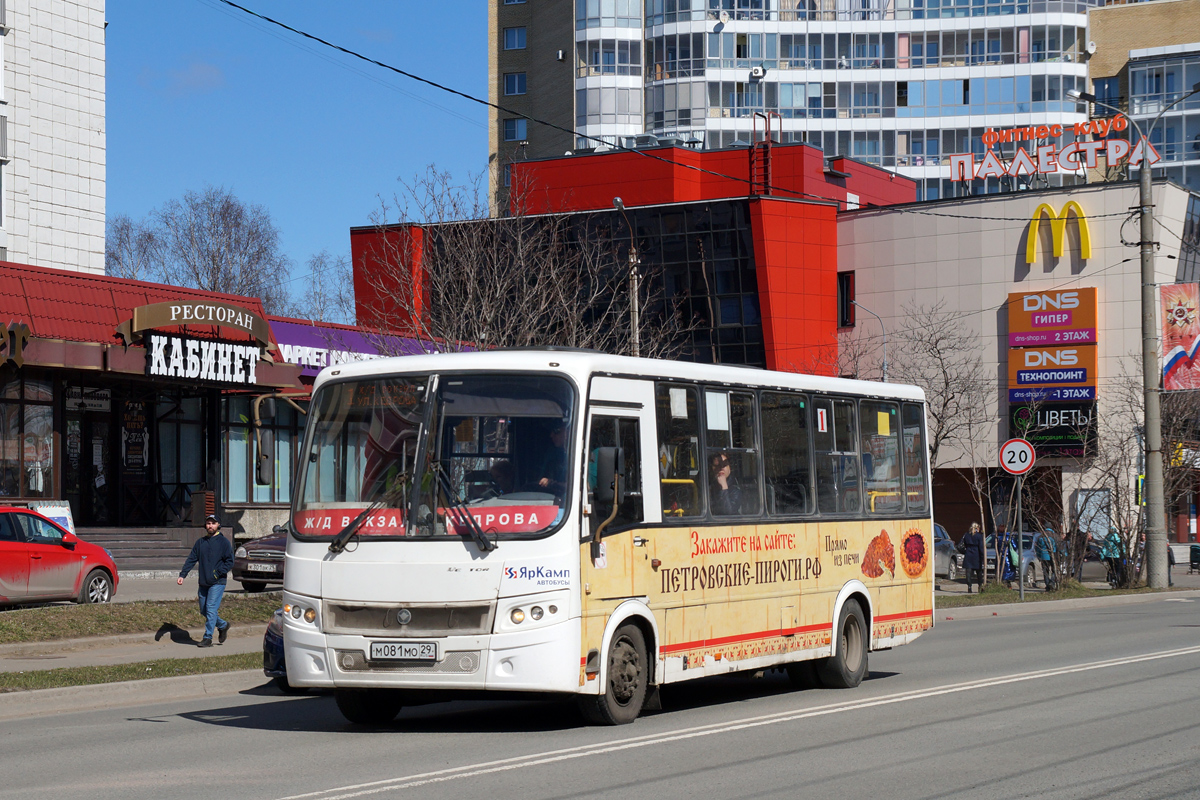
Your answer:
961;522;985;594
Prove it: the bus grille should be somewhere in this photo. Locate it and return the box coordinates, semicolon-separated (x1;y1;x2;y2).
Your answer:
334;649;482;674
325;603;494;636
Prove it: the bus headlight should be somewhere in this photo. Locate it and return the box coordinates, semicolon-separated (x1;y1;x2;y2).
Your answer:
285;603;317;625
530;606;544;621
510;608;526;624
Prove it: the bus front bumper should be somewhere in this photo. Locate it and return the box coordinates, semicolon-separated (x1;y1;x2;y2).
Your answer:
283;617;581;693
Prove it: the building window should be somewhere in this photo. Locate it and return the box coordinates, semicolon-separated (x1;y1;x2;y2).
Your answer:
503;118;527;141
503;163;512;187
504;0;526;3
837;272;855;328
504;27;526;50
0;370;53;498
1093;77;1119;109
504;72;527;96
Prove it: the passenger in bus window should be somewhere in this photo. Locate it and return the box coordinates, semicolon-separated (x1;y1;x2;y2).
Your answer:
537;423;568;493
709;452;743;516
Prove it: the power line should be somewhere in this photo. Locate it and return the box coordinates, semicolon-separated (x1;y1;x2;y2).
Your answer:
193;0;484;129
207;0;1132;224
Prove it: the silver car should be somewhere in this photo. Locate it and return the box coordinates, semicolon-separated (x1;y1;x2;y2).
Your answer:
933;523;958;581
985;532;1044;587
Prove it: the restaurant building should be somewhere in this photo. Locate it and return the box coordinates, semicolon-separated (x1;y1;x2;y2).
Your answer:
0;261;305;554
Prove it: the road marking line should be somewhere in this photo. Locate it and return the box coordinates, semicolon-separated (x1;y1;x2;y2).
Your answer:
278;644;1200;800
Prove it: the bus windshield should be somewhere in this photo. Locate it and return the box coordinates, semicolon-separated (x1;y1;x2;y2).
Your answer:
293;373;575;540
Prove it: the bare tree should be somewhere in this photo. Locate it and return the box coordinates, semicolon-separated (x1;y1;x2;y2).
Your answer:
355;166;692;357
105;214;159;282
288;249;356;325
891;300;994;474
106;186;293;315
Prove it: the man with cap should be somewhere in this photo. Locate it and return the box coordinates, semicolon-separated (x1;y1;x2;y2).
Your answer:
177;513;234;647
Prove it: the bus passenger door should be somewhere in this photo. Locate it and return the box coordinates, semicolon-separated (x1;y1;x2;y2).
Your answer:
582;379;661;603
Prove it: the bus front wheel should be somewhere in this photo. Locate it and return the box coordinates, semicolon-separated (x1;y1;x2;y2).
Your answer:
578;623;648;725
817;599;868;689
335;688;403;726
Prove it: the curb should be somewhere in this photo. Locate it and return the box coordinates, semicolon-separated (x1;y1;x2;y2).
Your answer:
0;669;270;721
0;624;262;657
936;587;1200;621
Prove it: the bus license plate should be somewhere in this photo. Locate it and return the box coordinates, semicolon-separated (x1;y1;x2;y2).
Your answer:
247;563;278;572
370;641;438;662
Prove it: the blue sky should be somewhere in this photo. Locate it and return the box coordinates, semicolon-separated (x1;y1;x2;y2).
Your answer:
107;0;489;291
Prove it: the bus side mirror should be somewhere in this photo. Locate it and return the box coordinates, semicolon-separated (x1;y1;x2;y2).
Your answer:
256;428;275;486
594;446;626;504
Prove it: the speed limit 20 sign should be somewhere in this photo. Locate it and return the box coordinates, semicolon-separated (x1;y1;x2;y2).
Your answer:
999;438;1035;475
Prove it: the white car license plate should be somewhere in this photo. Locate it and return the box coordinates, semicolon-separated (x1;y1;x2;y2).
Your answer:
247;563;278;572
370;641;438;662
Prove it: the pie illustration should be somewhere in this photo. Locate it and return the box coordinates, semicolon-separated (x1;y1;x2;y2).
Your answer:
862;530;895;579
899;529;928;577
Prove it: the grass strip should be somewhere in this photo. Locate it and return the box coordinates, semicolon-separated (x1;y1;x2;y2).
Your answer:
0;595;280;645
0;652;262;692
936;580;1161;609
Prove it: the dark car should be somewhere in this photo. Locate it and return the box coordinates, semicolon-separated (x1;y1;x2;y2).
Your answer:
0;506;119;606
263;608;307;693
933;523;958;581
232;532;285;592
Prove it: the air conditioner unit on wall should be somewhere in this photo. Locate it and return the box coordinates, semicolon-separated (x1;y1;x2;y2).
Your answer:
750;66;765;79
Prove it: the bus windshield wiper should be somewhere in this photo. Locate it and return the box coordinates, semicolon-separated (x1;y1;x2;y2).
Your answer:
329;484;406;554
433;464;496;553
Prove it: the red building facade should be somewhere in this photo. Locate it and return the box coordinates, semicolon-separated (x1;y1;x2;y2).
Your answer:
352;142;915;372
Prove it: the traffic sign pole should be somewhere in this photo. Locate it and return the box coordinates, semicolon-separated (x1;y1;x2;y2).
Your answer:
1016;474;1024;602
999;438;1035;602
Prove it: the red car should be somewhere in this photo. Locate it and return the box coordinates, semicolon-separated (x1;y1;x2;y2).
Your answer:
0;506;119;606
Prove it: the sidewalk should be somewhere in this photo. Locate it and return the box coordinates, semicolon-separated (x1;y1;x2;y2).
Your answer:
934;558;1200;596
0;623;265;672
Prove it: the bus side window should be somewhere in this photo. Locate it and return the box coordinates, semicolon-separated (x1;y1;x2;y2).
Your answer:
861;400;901;515
704;390;761;517
655;384;702;518
902;403;929;512
813;397;861;514
761;392;811;515
586;416;644;537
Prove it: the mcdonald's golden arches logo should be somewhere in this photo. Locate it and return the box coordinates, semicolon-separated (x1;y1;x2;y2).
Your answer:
1026;201;1091;265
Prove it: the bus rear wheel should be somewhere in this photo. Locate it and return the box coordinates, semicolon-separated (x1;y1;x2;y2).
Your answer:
335;688;403;726
578;623;648;725
817;599;868;689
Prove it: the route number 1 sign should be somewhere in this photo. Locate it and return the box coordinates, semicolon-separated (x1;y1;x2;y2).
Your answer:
999;438;1035;476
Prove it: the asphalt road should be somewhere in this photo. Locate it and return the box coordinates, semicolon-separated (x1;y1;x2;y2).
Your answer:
3;598;1199;800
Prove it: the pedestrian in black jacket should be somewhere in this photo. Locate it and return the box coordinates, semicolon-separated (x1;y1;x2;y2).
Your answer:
177;514;233;647
961;522;986;593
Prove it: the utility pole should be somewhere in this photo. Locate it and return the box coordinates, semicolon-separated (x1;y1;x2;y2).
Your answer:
851;299;887;382
613;197;641;358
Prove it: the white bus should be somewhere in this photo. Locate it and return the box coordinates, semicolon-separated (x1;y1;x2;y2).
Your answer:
282;350;934;725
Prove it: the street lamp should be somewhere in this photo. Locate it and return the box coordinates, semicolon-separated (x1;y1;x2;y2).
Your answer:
850;299;887;382
613;197;641;358
1067;82;1200;588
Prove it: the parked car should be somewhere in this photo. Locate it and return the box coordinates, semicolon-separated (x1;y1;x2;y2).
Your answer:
233;532;285;592
0;506;119;606
985;531;1044;587
933;523;958;581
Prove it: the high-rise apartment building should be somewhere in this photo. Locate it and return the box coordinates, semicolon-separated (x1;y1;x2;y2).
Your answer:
3;1;106;272
490;0;1099;207
1087;0;1200;193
